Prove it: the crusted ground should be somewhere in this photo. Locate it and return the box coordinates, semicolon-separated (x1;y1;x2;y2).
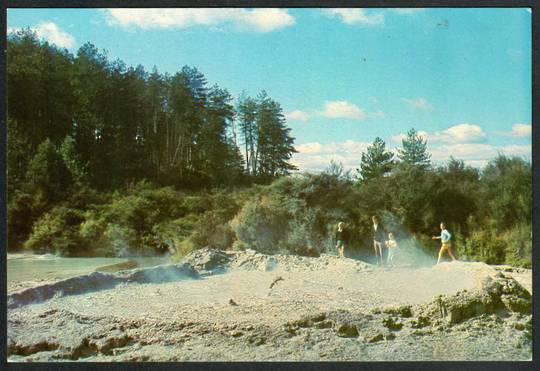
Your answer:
7;248;532;361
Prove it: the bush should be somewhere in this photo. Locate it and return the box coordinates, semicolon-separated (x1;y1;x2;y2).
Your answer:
7;191;41;251
502;225;531;268
24;206;86;256
230;196;291;254
460;224;531;267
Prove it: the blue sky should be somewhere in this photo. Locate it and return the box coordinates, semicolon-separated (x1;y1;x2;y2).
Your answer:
7;8;532;171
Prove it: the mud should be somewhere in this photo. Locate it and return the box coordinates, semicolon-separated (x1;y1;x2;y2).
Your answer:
7;248;532;361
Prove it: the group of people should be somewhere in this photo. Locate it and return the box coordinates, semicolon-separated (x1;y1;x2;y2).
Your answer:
335;216;457;266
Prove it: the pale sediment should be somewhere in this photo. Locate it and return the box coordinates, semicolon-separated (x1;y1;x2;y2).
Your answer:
7;248;532;361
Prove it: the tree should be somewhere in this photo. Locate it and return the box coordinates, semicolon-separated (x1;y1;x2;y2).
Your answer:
397;128;431;168
59;135;88;185
7;28;75;150
237;92;258;175
25;139;74;205
480;155;531;229
199;85;243;184
358;137;394;181
255;91;297;180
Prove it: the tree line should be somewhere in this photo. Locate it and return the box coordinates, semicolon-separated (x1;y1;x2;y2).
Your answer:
7;29;297;195
7;29;531;268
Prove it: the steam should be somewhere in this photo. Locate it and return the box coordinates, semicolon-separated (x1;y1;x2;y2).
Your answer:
8;263;200;309
380;211;436;268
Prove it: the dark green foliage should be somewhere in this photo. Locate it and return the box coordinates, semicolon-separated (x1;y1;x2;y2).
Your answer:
7;29;296;194
25;139;74;205
358;137;394;181
231;196;291;254
24;206;86;256
480;155;531;230
397;128;431;168
6;29;531;267
7;191;40;250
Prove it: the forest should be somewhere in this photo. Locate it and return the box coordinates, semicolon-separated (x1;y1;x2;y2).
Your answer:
7;29;532;267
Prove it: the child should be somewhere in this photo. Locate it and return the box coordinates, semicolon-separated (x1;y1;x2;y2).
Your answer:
385;233;399;267
335;222;348;258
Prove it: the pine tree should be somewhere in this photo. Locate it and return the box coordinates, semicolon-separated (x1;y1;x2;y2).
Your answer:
358;137;394;181
397;128;431;168
25;139;73;204
255;91;297;179
237;93;258;175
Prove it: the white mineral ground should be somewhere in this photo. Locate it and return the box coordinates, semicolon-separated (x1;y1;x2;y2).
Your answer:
7;250;532;362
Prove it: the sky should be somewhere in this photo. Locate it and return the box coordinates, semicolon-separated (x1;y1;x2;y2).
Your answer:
7;8;532;172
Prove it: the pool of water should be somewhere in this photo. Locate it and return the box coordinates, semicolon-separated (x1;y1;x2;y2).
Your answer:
7;253;171;283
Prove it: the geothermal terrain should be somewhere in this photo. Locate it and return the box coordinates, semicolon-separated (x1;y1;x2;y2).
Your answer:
7;249;532;362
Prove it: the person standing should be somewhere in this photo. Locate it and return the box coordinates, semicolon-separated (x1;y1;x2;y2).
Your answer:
385;232;399;267
335;222;348;258
432;222;457;264
372;216;386;265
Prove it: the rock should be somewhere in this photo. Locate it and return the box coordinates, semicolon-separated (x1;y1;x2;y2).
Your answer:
382;305;413;318
91;331;132;355
385;333;396;340
246;335;266;346
181;248;233;273
512;322;525;331
95;260;139;273
410;316;431;328
411;274;531;326
367;333;384;343
382;317;403;331
9;340;59;356
500;296;531;314
336;323;359;338
230;330;243;338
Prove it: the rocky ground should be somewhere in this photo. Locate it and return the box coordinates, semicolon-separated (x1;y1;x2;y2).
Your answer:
7;248;532;361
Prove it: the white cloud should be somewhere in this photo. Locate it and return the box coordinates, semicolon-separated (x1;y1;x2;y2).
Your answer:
292;140;371;172
390;124;530;167
430;143;497;163
319;101;367;120
437;124;487;143
288;102;385;122
8;22;75;49
402;97;431;110
508;124;531;137
500;144;531;156
429;143;531;167
285;110;310;122
392;124;486;145
323;9;384;26
104;8;295;32
293;131;531;172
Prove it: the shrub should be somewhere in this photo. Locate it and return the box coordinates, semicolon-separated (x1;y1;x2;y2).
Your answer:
102;223;137;257
502;224;532;268
7;190;41;251
230;196;291;254
171;239;196;262
24;206;86;256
